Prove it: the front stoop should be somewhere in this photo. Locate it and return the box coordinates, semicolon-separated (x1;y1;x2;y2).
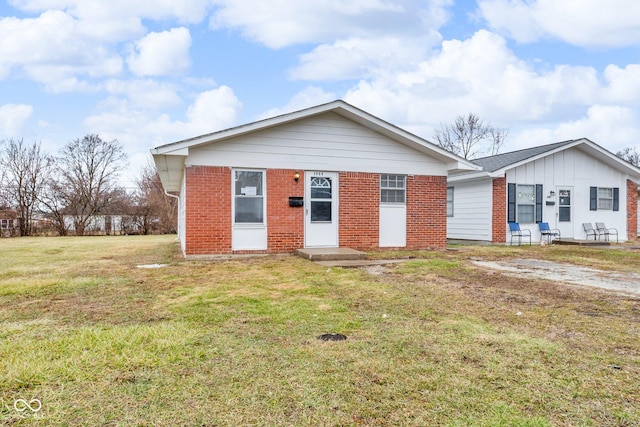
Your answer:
552;239;611;246
295;247;367;261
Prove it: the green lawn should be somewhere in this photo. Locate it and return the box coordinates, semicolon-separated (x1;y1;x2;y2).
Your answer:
1;236;639;426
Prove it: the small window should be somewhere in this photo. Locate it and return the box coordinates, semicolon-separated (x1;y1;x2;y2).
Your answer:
380;175;405;204
597;187;613;210
234;170;265;224
516;184;535;223
446;187;454;217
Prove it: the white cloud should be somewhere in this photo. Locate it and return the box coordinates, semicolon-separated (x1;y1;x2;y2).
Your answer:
85;86;242;149
512;105;640;153
478;0;640;48
259;86;336;119
210;0;452;49
100;79;182;110
0;103;34;137
290;35;440;81
127;28;192;77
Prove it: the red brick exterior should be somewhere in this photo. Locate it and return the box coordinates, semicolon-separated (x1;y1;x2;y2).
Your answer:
406;175;447;249
338;172;380;250
183;166;448;255
627;179;638;241
492;176;507;243
267;169;305;252
185;166;232;255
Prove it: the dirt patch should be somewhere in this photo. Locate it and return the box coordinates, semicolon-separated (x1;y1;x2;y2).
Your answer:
472;259;640;296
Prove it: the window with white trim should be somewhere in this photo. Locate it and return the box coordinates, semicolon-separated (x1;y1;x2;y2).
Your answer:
233;170;265;224
597;187;613;210
516;184;535;223
380;175;405;204
446;187;454;217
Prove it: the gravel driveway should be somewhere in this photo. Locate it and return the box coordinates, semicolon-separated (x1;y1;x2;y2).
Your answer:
472;259;640;296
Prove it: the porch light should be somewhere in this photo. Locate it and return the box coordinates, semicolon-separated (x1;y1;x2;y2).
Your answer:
548;190;555;198
294;171;300;182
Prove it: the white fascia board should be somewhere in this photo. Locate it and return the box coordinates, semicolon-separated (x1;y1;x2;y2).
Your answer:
448;171;491;183
152;153;186;193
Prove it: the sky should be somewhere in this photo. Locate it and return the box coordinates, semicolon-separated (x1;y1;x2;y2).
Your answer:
1;0;640;188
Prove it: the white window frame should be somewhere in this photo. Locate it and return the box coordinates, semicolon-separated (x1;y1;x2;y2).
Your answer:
380;174;406;204
446;187;454;217
516;184;535;224
597;187;613;210
232;169;266;226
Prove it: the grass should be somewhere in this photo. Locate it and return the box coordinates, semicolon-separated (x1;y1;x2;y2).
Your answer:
0;236;639;425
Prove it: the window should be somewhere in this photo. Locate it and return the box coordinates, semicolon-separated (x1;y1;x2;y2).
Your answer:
380;175;405;204
310;177;332;222
590;186;619;211
597;187;613;210
446;187;454;217
234;170;264;224
516;184;535;223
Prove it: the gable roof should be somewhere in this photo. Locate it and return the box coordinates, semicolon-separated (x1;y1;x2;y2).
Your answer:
450;138;640;182
472;140;576;173
152;100;479;193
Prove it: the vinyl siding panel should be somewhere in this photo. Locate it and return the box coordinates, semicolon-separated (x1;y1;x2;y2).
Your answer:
504;146;629;242
187;112;448;176
447;178;493;241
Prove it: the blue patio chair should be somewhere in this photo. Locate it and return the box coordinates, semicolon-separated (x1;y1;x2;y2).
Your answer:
509;222;531;245
538;222;560;243
596;222;618;242
582;223;598;240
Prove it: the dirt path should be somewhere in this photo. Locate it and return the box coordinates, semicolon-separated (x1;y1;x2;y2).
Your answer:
472;259;640;296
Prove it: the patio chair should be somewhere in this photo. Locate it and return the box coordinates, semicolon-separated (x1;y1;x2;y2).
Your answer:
538;222;560;243
582;223;598;240
596;222;618;242
509;222;531;245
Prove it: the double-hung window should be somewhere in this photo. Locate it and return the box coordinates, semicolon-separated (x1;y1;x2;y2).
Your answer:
597;187;613;210
516;184;535;223
234;170;265;224
590;186;619;211
380;175;406;204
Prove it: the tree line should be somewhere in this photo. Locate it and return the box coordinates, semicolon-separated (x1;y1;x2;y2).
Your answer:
0;135;176;237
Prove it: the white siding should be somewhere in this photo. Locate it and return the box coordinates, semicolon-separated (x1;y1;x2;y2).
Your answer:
505;147;630;242
187;112;448;176
447;178;493;241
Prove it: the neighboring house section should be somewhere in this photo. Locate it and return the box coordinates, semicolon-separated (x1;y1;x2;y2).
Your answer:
152;100;478;258
448;139;640;243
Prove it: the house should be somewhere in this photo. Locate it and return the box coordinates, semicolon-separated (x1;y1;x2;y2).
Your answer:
447;139;640;243
152;100;478;258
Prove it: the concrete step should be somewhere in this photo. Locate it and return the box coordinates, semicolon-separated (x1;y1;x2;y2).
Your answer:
295;247;367;261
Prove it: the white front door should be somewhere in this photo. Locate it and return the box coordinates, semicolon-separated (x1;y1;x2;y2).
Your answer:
305;171;338;247
556;186;573;238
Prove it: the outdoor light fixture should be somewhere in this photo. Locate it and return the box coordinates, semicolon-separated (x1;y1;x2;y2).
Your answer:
548;190;556;198
294;171;300;182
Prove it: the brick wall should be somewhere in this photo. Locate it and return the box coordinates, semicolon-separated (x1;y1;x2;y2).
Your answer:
492;176;507;243
627;179;638;241
339;172;380;250
184;166;448;254
406;175;447;249
267;169;305;252
184;165;232;255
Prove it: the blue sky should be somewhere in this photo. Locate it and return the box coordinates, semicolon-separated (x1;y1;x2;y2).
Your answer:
1;0;640;187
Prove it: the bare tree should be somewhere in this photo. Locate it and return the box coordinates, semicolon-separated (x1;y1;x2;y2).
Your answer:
132;162;177;234
51;134;127;236
434;113;509;159
616;146;640;167
0;138;54;236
